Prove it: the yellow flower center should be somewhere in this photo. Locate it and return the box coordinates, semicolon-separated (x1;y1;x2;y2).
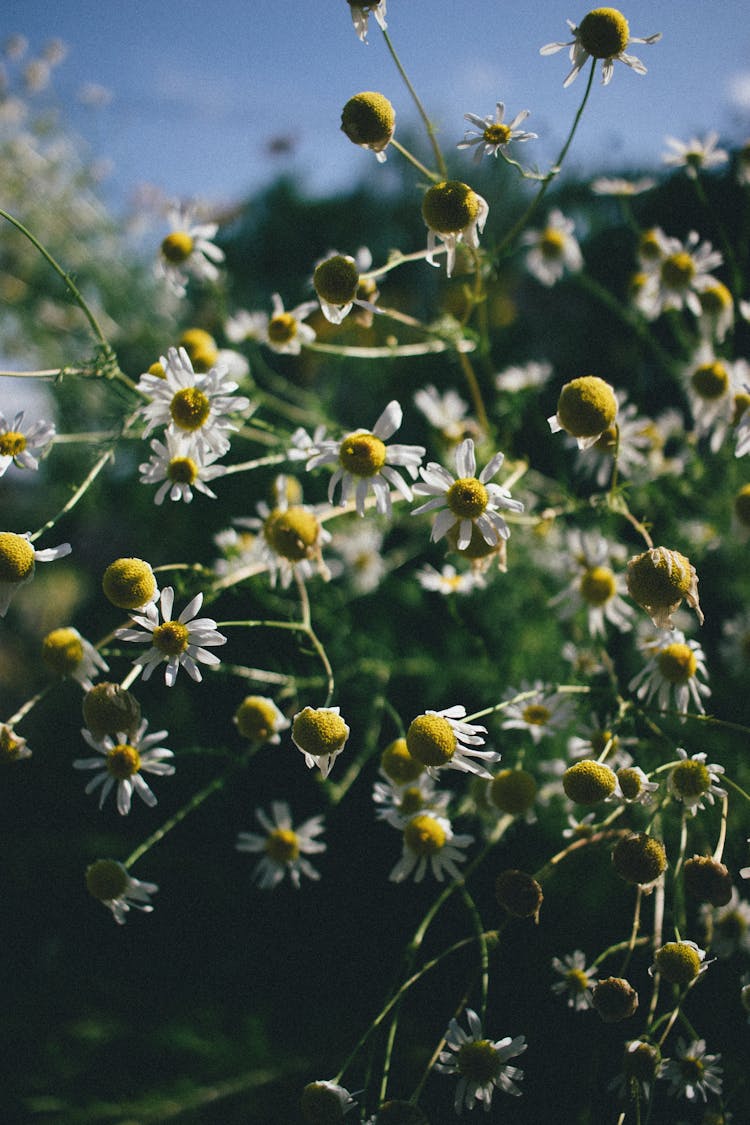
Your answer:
490;768;537;814
656;642;697;684
679;1056;705;1085
617;767;645;800
42;627;84;675
167;456;198;485
456;1039;502;1083
563;759;617;804
235;696;280;741
639;229;662;262
484;122;512;146
292;707;349;758
263;506;320;560
0;532;35;583
265;827;300;864
700;281;732;314
0;430;27;457
404;813;447;856
399;786;427;817
106;743;141;779
732;392;750;425
406;714;456;767
161;231;194;263
540;228;566;259
446;476;488;518
152;620;190;656
380;737;424;784
580;565;616;606
338;432;387;477
692;361;729;400
267;313;298;345
341;91;395;146
660;251;696;291
148;361;166;378
578;8;630;58
521;703;552;726
626;546;694;608
169;387;211;431
85;858;129;901
670;758;710;798
567;967;590;993
0;726;21;761
179;328;218;371
313;254;359;306
102;557;156;610
557;376;617;438
654;941;702;984
590;729;615;755
422;180;480;234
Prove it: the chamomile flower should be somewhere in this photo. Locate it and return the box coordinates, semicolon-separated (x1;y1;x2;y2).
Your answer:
703;888;750;958
372;774;450;828
573;396;651;486
236;801;326;890
412;437;523;550
667;748;726;816
85;859;158;926
291;705;350;779
549;375;618;449
614;765;659;806
116;586;227;687
522;210;583;287
406;705;499;779
435;1007;526;1111
660;1039;723;1103
328;520;386;594
312;251;378;325
0;531;71;617
551;950;599;1010
413;385;476;445
634;229;723;320
540;8;661;88
347;0;387;42
495;361;552;393
663;132;729;180
234;696;290;744
550;529;634;637
0;724;31;762
225;293;318;355
457;102;537;163
590;176;656;196
42;626;108;692
138;430;227;504
301;1080;358;1123
0;409;55;475
422;180;489;278
699;279;735;343
304;400;425;518
137;346;251;457
629;629;711;717
684;347;746;453
73;719;174;815
237;488;331;589
156;204;224;296
389;811;473;883
341;91;395;162
500;681;576;745
416;563;486;596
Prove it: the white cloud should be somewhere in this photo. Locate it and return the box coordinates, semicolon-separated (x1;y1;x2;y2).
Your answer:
726;71;750;111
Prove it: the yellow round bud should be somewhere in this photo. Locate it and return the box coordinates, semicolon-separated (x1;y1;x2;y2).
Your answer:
341;91;395;150
313;255;359;307
652;941;703;984
82;682;142;740
234;696;282;742
422;181;481;235
556;376;617;439
490;768;537;815
563;759;617;805
612;832;666;886
406;713;456;767
179;327;218;371
578;8;630;58
161;231;194;264
0;531;35;584
102;557;156;610
42;627;84;676
263;506;321;561
592;976;638;1023
380;737;424;784
626;546;702;628
292;706;349;760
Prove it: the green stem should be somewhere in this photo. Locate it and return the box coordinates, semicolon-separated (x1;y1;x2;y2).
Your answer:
389;137;439;182
381;30;446;178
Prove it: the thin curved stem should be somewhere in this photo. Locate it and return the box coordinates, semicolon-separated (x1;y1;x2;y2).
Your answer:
381;30;446;178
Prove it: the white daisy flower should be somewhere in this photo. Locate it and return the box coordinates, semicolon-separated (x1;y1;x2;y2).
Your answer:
116;585;227;687
660;1038;723;1103
138;430;227;505
328;520;386;593
699;279;735;343
500;681;576;745
0;531;71;617
629;628;711;717
236;800;326;890
372;774;450;828
667;748;726;816
236;487;330;589
613;765;659;806
551;950;599;1010
590;176;656;196
42;626;109;692
413;384;476;445
435;1007;526;1112
0;724;32;762
540;9;661;88
495;361;552;393
225;293;318;355
412;437;523;550
457;102;537;163
573;396;651;486
389;811;473;883
703;888;750;958
301;1081;358;1123
549;529;634;637
663;132;729;180
684;346;747;453
304;400;425;518
156;203;224;296
347;0;387;42
416;563;486;596
0;410;55;475
85;858;158;926
522;210;583;287
634;229;723;320
291;705;350;780
137;346;251;458
405;705;500;779
73;719;175;815
422;180;489;278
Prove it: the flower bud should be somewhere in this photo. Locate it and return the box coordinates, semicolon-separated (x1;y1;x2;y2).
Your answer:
683;856;733;907
341;91;395;160
563;759;617;804
495;868;543;921
612;832;666;887
82;682;142;739
380;737;424;784
626;546;703;628
490;768;537;815
592;976;639;1023
102;557;157;610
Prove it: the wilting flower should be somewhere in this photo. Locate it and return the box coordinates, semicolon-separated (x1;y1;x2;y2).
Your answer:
347;0;387;42
0;531;71;617
422;180;489;278
85;859;158;925
540;8;661;88
406;705;499;778
42;626;109;692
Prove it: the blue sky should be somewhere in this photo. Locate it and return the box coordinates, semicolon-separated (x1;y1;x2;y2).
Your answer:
3;1;750;211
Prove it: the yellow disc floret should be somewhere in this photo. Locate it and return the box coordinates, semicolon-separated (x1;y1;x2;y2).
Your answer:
556;376;617;438
102;557;156;609
653;941;703;984
292;706;349;759
692;361;729;400
341;91;395;147
42;627;84;676
661;251;696;291
580;566;616;606
490;768;537;815
179;328;218;371
265;828;300;864
0;532;35;583
339;432;387;477
0;430;26;457
670;758;710;800
446;477;488;518
85;858;129;902
313;255;360;306
626;546;699;624
406;714;457;767
563;759;617;804
263;506;321;561
151;620;190;656
268;313;298;345
540;228;566;260
169;386;211;431
612;832;667;886
106;743;141;779
235;696;281;741
457;1039;502;1083
578;8;630;58
404;813;447;855
167;456;198;485
380;737;424;784
161;231;194;264
657;642;697;684
422;181;481;235
484;122;512;146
